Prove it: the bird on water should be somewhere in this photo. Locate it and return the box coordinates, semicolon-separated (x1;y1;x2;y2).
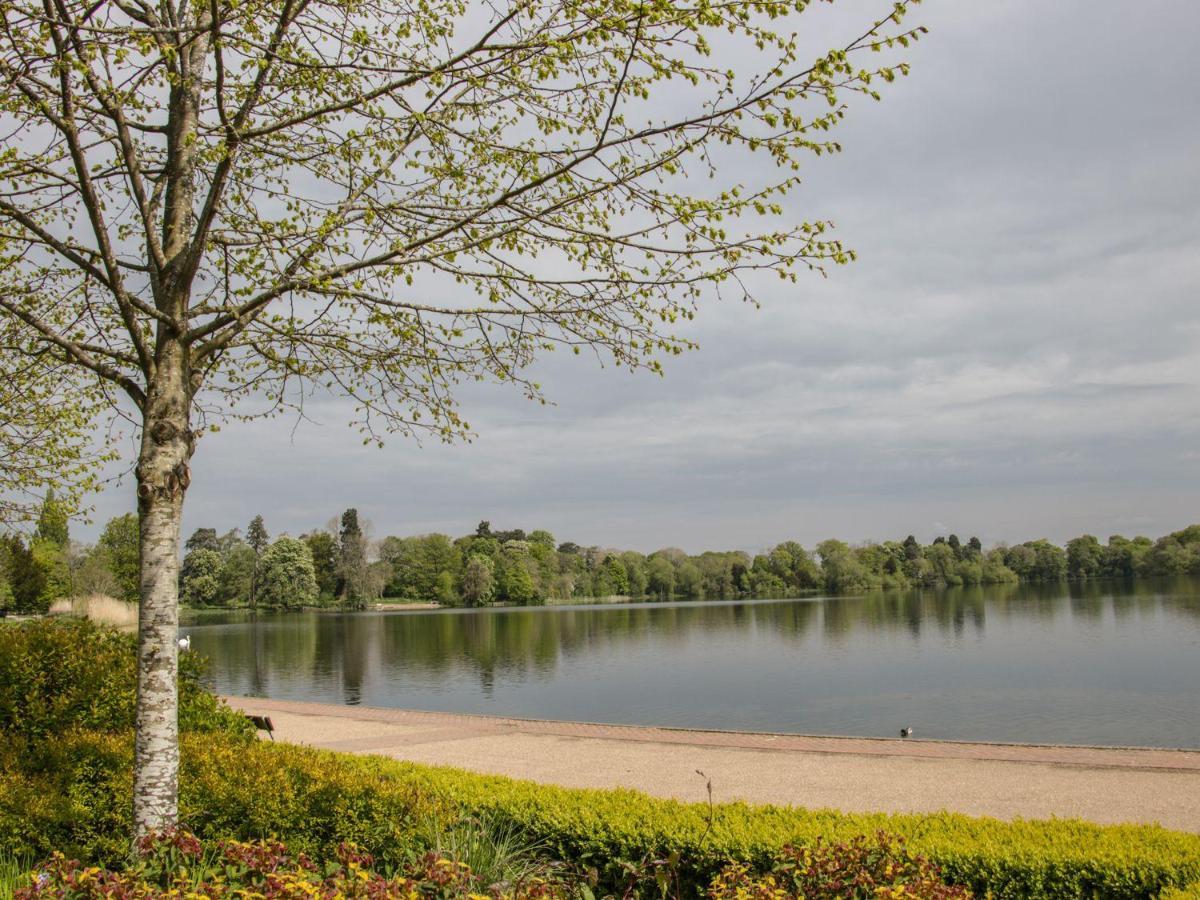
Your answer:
899;726;913;738
177;635;191;652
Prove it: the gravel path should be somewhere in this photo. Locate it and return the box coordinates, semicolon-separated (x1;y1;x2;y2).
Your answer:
227;697;1200;832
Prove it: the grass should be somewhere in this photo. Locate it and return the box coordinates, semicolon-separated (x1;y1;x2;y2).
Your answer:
418;814;552;889
0;852;34;900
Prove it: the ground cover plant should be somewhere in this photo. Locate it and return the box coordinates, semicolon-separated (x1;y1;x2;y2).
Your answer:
6;828;971;899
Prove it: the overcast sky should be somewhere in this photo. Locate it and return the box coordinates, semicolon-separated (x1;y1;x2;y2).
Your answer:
80;0;1200;554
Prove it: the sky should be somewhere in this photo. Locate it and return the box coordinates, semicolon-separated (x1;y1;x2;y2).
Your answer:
80;0;1200;554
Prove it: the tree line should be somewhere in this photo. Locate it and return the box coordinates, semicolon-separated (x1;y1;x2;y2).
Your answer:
3;502;1199;614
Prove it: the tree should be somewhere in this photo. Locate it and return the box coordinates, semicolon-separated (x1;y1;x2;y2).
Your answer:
35;489;70;548
1067;535;1103;580
217;543;256;605
257;537;318;609
245;515;269;607
184;529;220;554
302;532;339;601
460;555;496;608
180;548;223;606
98;514;140;604
337;509;369;608
0;0;923;833
0;534;46;613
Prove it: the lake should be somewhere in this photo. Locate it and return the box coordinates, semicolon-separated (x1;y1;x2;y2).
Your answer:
185;576;1200;748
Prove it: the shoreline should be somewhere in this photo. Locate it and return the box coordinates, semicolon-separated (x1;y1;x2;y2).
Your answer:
226;696;1200;832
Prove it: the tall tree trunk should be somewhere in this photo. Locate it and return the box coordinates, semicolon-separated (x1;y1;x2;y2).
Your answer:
133;342;193;836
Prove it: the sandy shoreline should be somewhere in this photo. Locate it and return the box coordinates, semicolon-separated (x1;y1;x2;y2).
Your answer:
226;696;1200;833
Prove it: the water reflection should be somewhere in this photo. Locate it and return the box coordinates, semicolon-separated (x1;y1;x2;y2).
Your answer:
187;577;1200;747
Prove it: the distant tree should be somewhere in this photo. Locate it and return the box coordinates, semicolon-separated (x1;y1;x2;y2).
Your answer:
257;538;319;609
184;529;220;554
35;489;70;547
646;555;676;600
947;534;962;559
902;535;921;561
72;544;119;598
217;544;256;606
337;509;369;608
967;536;983;557
98;514;140;603
245;515;270;607
460;556;496;608
303;532;339;601
528;530;556;549
1;534;46;613
246;516;270;556
1066;535;1103;580
475;521;492;538
557;542;581;556
180;549;223;606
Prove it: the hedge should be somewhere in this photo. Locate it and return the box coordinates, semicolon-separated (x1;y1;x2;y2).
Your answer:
0;731;442;870
395;758;1200;899
0;618;251;740
2;731;1198;898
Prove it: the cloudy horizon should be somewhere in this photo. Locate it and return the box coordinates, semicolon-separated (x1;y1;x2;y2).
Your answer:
76;0;1200;555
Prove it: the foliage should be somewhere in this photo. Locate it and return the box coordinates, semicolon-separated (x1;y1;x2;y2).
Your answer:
303;532;340;603
96;516;139;605
180;549;224;607
0;619;252;742
0;335;111;529
12;828;568;900
393;761;1200;899
708;833;968;899
256;538;319;610
33;491;69;548
461;556;496;608
0;536;46;614
337;510;371;609
0;732;441;871
419;815;551;890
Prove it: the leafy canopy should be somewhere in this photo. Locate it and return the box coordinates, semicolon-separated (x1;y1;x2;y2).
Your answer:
0;0;923;440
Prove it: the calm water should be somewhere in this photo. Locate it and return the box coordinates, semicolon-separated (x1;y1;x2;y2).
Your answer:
185;577;1200;748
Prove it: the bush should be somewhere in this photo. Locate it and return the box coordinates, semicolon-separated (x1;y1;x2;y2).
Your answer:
0;619;252;740
708;833;968;899
391;762;1200;899
0;731;443;870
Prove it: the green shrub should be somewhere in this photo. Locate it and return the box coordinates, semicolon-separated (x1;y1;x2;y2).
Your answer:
389;761;1200;899
0;731;442;870
0;618;251;740
707;833;968;899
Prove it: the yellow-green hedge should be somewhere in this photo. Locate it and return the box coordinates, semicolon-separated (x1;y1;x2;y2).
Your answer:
387;756;1200;898
2;730;1199;898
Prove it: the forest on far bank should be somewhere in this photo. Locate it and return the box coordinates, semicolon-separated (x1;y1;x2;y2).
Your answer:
3;492;1199;613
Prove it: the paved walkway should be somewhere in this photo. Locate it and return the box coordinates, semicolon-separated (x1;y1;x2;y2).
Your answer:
227;697;1200;832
